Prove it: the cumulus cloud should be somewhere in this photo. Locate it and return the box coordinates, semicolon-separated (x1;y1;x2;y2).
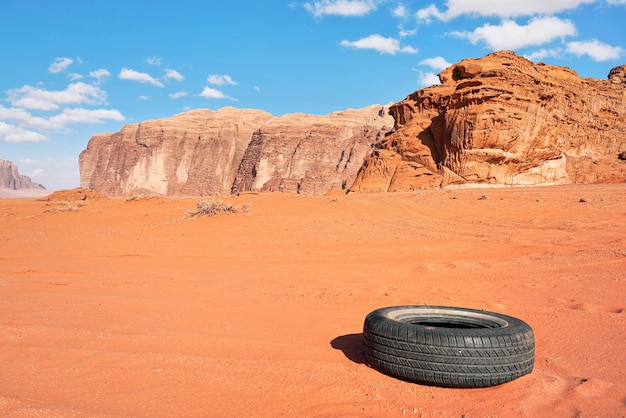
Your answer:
452;17;576;50
0;105;54;130
164;69;184;81
420;56;452;70
566;39;623;61
304;0;378;17
416;71;441;87
119;68;164;87
0;104;124;131
169;91;188;99
340;34;417;54
47;108;125;126
0;121;47;143
49;57;74;73
524;47;563;61
90;69;111;84
199;87;229;99
417;0;595;21
7;82;108;111
393;5;408;18
207;74;238;86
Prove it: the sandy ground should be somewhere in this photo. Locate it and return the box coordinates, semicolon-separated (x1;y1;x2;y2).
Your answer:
0;184;624;417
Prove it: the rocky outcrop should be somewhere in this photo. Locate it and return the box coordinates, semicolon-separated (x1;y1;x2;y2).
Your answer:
350;51;626;192
231;106;392;194
80;107;274;196
80;105;393;196
0;158;45;190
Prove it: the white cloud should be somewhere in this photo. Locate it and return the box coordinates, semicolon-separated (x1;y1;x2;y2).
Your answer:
68;73;84;81
566;39;623;61
119;68;164;87
453;17;576;50
398;28;416;37
0;104;124;131
47;108;125;126
607;0;625;3
90;69;111;84
254;86;261;92
524;47;563;61
49;57;74;73
420;56;451;70
393;5;407;18
304;0;378;17
415;70;441;87
0;121;47;143
340;34;417;54
417;0;595;21
207;74;238;86
199;87;229;99
19;158;39;164
146;56;162;65
0;105;53;130
169;91;188;99
164;69;184;81
7;82;108;111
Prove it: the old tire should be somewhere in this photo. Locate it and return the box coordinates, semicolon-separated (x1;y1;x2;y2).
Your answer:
363;306;534;388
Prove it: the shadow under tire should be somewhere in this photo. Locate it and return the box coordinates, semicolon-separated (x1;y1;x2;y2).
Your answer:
363;306;535;388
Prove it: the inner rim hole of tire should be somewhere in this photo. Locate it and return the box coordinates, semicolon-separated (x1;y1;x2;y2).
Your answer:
409;320;495;329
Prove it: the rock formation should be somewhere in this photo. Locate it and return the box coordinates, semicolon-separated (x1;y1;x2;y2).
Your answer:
350;51;626;192
0;158;45;190
231;107;392;194
79;105;393;196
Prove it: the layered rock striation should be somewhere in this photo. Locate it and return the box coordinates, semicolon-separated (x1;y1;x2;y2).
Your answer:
350;51;626;192
79;105;393;196
0;158;45;190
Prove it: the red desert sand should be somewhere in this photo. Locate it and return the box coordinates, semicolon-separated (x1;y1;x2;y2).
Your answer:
1;184;624;417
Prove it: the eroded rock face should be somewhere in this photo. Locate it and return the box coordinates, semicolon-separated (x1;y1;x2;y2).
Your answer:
232;105;393;194
79;105;393;196
0;158;45;190
350;51;626;192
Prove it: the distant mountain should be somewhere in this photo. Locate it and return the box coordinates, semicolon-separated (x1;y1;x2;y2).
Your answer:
0;158;46;191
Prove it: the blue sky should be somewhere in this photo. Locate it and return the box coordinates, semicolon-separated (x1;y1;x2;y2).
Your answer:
1;0;624;190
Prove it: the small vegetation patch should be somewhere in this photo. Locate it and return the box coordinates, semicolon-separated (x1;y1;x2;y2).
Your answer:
43;201;85;213
187;198;249;218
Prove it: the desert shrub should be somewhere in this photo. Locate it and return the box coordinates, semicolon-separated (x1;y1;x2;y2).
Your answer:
43;201;84;213
187;198;248;217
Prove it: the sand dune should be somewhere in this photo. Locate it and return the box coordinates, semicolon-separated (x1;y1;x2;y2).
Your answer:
1;184;624;417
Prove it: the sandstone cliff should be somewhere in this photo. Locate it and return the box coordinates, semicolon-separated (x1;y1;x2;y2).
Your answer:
79;105;393;196
350;51;626;192
0;158;45;190
231;106;392;194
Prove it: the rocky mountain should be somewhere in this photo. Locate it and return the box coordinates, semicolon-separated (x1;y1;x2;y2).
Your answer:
79;105;393;196
350;50;626;192
79;51;625;197
0;158;45;190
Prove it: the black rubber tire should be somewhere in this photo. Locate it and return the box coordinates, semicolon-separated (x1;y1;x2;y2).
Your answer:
363;306;535;388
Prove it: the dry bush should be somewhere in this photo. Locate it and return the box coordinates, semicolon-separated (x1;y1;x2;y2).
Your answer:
187;198;249;218
43;201;85;213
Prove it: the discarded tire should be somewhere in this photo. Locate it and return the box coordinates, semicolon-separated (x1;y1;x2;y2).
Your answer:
363;306;534;388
